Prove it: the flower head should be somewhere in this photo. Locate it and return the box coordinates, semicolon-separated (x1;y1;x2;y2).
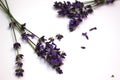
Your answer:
35;36;66;74
21;32;29;41
13;42;21;49
56;34;63;41
15;68;24;77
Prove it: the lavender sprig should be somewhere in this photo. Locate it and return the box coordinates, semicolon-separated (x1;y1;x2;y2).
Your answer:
53;0;116;32
11;21;24;77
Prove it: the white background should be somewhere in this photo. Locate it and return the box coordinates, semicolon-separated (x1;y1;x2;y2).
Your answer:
0;0;120;80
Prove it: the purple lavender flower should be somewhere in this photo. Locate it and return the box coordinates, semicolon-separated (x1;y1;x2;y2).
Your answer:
53;0;94;31
54;1;63;9
15;54;24;77
21;32;29;41
69;19;81;31
56;34;63;41
16;54;24;61
9;22;16;28
72;0;84;8
16;62;23;67
35;36;66;74
53;0;117;31
15;68;24;77
82;32;89;40
89;27;97;31
13;42;21;49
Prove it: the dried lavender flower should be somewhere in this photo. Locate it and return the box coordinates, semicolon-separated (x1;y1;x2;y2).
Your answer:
82;32;89;40
89;27;97;31
15;68;24;77
35;36;66;74
13;42;21;49
81;46;86;49
53;0;117;32
56;34;64;41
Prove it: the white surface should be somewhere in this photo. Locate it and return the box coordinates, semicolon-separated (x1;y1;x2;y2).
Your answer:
0;0;120;80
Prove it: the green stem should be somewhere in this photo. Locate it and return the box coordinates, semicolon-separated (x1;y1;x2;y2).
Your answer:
4;0;9;11
16;49;19;56
83;0;95;4
27;39;36;49
12;24;20;55
12;27;17;42
0;2;8;14
0;0;37;51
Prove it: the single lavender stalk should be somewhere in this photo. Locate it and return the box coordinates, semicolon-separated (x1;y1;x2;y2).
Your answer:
9;22;24;77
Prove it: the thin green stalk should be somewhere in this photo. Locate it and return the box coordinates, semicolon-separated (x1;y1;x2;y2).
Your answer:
0;0;37;51
0;3;8;14
83;0;95;4
4;0;9;11
12;26;20;55
27;39;36;49
12;27;17;42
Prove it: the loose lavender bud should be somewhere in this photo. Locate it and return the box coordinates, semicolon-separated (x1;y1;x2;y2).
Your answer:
82;32;89;40
81;46;86;49
89;27;97;31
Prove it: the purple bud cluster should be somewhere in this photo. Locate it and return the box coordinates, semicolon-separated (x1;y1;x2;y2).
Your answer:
13;42;24;77
54;0;93;32
35;36;66;74
15;54;24;77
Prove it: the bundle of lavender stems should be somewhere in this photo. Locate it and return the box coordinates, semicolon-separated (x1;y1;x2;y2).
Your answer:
0;0;66;77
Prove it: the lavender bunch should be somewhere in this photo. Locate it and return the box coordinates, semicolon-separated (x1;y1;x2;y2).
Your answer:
0;0;66;77
35;36;66;74
53;0;116;32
